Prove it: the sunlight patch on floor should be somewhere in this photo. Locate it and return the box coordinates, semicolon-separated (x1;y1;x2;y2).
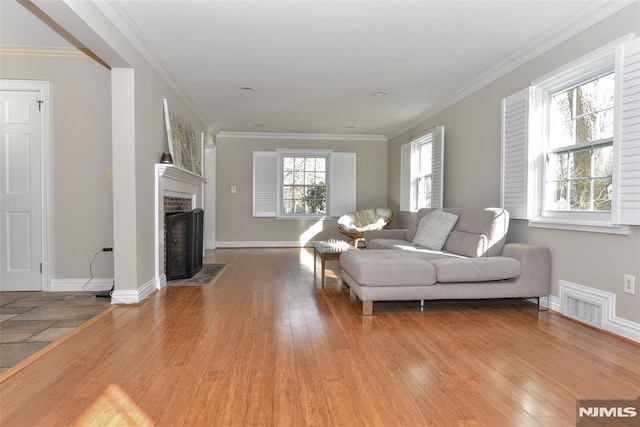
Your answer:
299;248;314;272
75;384;154;426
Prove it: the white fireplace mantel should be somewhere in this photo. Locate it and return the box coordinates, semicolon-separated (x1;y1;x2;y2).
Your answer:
154;164;205;289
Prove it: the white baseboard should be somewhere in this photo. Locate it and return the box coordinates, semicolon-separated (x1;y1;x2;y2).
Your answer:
51;278;113;292
156;273;167;290
555;281;640;343
216;241;311;248
52;276;158;305
546;294;561;312
110;277;156;305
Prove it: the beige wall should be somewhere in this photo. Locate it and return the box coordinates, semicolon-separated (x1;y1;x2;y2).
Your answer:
1;55;114;281
43;1;209;295
388;3;640;323
216;134;388;245
2;1;208;296
131;63;207;287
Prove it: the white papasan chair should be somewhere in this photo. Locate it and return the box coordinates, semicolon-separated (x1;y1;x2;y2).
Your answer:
337;208;394;246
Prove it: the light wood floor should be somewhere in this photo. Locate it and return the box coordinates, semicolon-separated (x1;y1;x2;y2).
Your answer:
1;248;638;426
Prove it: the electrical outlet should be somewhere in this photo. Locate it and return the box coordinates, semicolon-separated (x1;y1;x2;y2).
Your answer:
231;185;237;193
624;274;635;295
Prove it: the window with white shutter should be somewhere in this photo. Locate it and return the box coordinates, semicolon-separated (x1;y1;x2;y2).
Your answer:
253;150;356;219
400;126;444;212
501;36;640;232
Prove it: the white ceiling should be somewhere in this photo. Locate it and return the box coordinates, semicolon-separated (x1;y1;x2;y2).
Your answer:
1;0;634;138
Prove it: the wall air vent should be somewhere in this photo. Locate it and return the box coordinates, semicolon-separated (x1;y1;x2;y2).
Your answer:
564;295;602;328
559;281;613;330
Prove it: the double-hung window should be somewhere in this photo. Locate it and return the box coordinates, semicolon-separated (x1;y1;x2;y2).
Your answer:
400;126;444;212
281;153;328;215
545;72;615;216
501;36;640;232
253;150;356;219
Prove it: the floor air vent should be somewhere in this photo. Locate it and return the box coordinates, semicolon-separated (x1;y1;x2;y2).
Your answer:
559;281;611;329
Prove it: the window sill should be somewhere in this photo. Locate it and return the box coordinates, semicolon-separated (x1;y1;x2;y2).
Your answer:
275;215;334;221
528;217;629;235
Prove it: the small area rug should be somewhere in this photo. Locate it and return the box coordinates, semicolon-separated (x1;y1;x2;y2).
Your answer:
168;264;225;285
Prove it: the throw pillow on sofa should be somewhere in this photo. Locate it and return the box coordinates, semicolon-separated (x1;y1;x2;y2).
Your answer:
412;210;458;250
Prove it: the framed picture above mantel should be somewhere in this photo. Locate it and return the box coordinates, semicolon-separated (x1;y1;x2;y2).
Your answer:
163;98;202;176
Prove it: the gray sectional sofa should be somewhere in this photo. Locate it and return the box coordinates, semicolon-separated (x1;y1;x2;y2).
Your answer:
340;208;550;315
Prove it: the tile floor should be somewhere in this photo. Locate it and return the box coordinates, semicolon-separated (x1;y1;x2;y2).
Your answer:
0;291;112;373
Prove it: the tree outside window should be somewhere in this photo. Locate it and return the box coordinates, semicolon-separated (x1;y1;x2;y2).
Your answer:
546;73;614;212
281;155;327;215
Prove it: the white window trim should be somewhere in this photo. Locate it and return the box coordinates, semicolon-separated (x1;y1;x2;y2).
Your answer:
501;35;640;234
253;149;356;220
276;149;331;220
533;44;615;227
400;126;444;212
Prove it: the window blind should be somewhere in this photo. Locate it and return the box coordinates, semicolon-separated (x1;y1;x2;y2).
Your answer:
328;152;357;217
400;142;411;212
252;151;277;217
501;88;530;220
431;126;444;209
613;36;640;225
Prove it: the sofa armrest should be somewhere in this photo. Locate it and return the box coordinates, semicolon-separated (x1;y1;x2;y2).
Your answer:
502;243;551;296
364;229;408;248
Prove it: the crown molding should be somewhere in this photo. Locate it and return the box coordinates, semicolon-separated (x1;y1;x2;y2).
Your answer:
0;45;87;59
389;0;636;139
93;1;212;131
216;131;387;142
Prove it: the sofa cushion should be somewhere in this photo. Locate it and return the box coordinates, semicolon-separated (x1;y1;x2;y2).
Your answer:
412;210;458;250
405;225;418;242
368;239;418;250
444;230;489;258
340;250;437;287
430;257;521;283
455;208;509;257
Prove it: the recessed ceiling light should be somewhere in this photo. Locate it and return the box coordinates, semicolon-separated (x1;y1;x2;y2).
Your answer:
372;91;387;96
240;86;254;92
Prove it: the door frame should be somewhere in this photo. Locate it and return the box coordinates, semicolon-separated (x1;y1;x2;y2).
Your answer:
0;79;52;291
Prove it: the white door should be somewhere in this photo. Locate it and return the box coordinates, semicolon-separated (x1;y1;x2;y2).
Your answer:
0;90;42;291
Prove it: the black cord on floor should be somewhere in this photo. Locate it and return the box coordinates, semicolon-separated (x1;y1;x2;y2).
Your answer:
83;249;104;294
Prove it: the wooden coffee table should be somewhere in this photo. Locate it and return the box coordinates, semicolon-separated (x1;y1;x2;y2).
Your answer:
311;240;353;287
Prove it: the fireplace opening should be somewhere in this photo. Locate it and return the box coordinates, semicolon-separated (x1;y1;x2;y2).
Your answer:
165;208;204;280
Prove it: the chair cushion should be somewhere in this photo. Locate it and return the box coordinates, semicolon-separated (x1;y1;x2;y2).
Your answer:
338;208;393;232
412;210;458;250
